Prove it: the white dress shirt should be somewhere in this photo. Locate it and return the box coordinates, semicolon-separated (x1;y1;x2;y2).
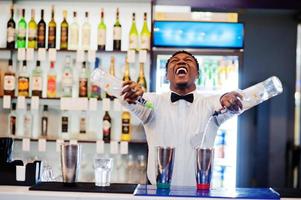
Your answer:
123;90;229;186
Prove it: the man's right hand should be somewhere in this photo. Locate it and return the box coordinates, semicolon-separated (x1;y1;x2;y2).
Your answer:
121;81;144;104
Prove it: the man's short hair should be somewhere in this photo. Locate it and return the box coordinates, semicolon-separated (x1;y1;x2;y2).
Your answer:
165;50;199;72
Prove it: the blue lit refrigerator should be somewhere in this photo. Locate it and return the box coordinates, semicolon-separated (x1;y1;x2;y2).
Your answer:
151;21;244;188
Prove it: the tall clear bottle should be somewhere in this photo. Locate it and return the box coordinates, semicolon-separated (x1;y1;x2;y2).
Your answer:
113;8;121;51
97;9;106;51
60;10;68;50
37;9;46;48
18;60;30;97
17;9;27;48
106;56;116;100
28;9;37;48
24;103;32;138
4;59;16;97
61;56;73;97
41;105;48;137
7;5;16;49
48;6;56;48
31;60;43;97
47;62;57;98
82;12;91;50
129;13;138;51
69;12;79;50
79;61;88;97
140;12;150;51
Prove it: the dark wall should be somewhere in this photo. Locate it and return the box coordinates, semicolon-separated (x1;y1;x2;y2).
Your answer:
237;9;298;187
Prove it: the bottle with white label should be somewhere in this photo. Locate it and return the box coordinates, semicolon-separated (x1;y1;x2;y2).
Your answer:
8;103;17;136
79;61;88;97
97;8;106;51
4;59;15;97
31;60;43;97
140;12;150;51
129;13;138;51
24;103;32;138
41;105;48;137
81;12;91;50
69;12;79;50
28;9;37;49
61;110;69;138
7;5;16;49
18;60;30;97
79;111;87;134
113;8;121;51
17;9;27;48
61;56;73;97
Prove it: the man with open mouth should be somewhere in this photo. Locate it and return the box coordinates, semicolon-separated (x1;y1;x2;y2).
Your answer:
121;50;242;187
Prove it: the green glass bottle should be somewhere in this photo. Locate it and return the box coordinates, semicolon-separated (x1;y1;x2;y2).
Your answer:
48;6;56;48
97;8;106;51
140;12;150;51
28;9;37;49
60;10;68;50
129;13;138;51
17;9;27;48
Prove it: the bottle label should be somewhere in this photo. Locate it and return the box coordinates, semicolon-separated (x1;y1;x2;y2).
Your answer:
140;35;150;50
38;24;45;44
48;27;56;43
129;35;138;49
62;71;73;87
7;27;15;42
97;29;106;45
62;117;68;133
47;75;56;95
122;119;130;134
32;76;42;91
61;27;68;44
103;120;111;131
4;75;15;91
82;29;91;48
28;29;37;41
18;77;29;95
80;117;86;133
91;85;100;96
70;27;79;48
113;27;121;40
18;28;26;37
10;116;16;135
79;78;88;97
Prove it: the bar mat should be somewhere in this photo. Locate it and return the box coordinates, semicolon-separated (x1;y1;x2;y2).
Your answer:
29;182;137;194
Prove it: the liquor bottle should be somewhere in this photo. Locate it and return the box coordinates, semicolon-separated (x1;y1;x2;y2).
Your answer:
24;103;32;138
47;62;57;98
79;61;88;97
48;6;56;48
18;60;30;97
3;59;16;97
31;60;43;97
61;56;73;97
61;110;69;134
102;111;111;143
122;58;131;81
69;12;79;50
7;5;16;49
17;9;27;48
8;103;17;136
140;12;150;51
137;63;147;92
106;56;115;100
129;13;138;51
41;105;48;137
37;9;46;48
60;10;68;50
79;111;86;134
97;9;106;51
90;57;101;98
113;8;121;51
28;9;37;48
121;111;131;141
82;12;91;50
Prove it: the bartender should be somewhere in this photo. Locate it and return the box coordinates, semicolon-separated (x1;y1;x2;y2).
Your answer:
121;50;242;186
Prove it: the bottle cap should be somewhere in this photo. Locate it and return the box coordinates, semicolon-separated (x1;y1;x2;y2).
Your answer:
8;59;13;66
12;103;16;110
36;60;40;66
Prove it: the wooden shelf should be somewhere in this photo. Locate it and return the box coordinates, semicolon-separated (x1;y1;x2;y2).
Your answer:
0;48;127;54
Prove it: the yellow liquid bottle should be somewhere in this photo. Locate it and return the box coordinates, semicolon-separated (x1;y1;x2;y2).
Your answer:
121;111;131;141
60;10;68;50
28;9;37;48
122;58;131;81
48;6;56;48
137;63;147;92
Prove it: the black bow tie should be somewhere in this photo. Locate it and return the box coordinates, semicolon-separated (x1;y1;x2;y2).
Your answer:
170;92;194;103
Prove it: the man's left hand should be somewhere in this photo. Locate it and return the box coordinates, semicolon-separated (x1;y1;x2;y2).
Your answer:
220;91;243;112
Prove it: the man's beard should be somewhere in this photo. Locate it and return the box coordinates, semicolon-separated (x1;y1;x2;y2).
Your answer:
176;82;188;89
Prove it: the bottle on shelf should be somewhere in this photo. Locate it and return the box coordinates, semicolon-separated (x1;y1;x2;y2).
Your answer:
61;110;69;135
61;56;73;97
122;58;131;81
69;11;79;50
8;103;17;136
79;111;87;134
24;103;32;138
97;8;106;51
4;59;16;97
137;63;147;92
113;8;121;51
106;56;116;100
47;61;57;98
28;9;37;49
60;10;68;50
17;9;27;48
90;57;101;99
41;105;48;137
79;61;88;97
102;111;111;143
82;12;91;50
140;12;150;51
48;6;56;49
6;5;16;49
31;60;43;97
37;9;46;48
121;111;131;141
129;13;138;51
18;60;30;97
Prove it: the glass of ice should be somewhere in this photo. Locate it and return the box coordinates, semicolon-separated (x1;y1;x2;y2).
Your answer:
94;156;113;187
